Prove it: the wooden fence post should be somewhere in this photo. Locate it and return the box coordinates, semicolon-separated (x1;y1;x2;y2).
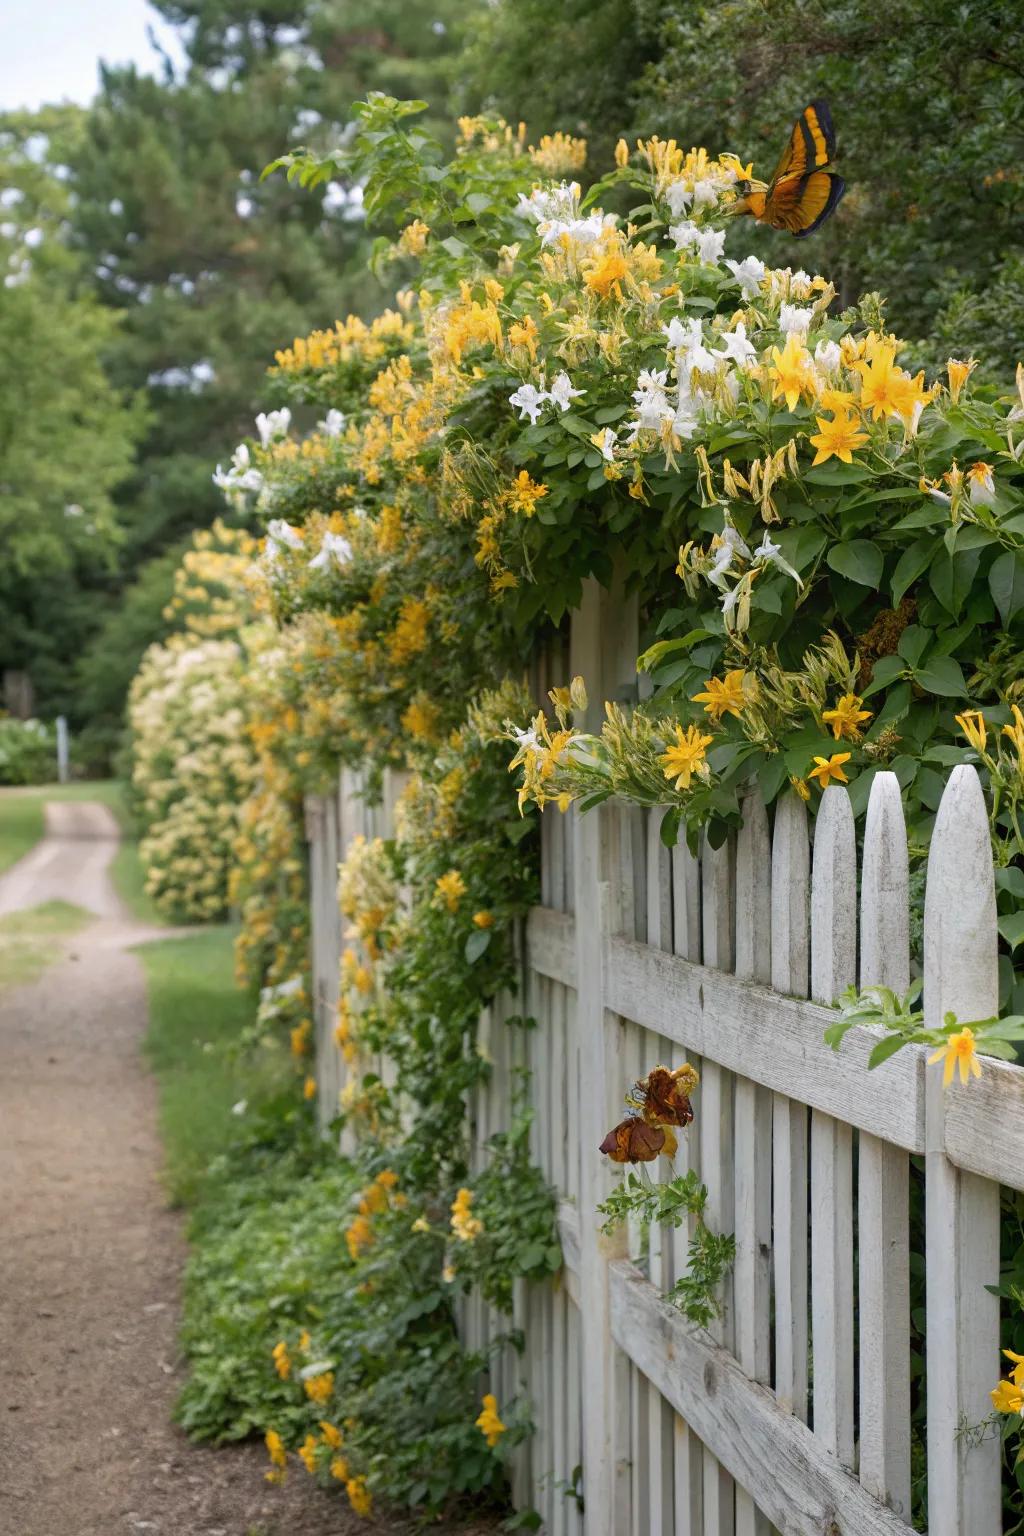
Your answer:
924;765;1001;1536
573;577;630;1536
858;771;912;1518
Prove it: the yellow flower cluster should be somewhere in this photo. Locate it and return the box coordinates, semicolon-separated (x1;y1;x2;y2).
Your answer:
450;1186;483;1243
272;310;414;373
475;1392;506;1448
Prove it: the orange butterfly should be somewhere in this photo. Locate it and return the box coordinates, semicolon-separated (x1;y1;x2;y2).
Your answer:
732;101;845;238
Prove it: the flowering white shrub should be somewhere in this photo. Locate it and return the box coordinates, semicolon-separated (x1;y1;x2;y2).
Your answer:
129;635;257;921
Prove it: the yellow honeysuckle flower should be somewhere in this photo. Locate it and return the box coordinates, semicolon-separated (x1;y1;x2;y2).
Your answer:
947;356;978;403
928;1027;982;1088
821;692;872;742
298;1433;318;1473
768;332;814;412
303;1076;316;1100
808;410;869;466
1004;1349;1024;1388
614;138;629;168
991;1379;1023;1415
1004;704;1024;760
435;868;467;911
475;1393;507;1448
346;1474;372;1516
691;669;748;722
265;1428;287;1468
472;910;494;928
658;723;714;791
320;1421;343;1449
790;775;811;802
808;752;851;789
303;1371;335;1405
955;709;988;753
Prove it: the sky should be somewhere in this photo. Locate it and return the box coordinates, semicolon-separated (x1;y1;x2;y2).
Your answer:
0;0;187;113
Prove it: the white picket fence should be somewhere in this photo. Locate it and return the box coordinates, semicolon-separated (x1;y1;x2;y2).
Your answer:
304;577;1024;1535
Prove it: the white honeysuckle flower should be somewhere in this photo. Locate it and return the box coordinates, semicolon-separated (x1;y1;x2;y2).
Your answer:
665;182;694;217
512;724;541;751
631;369;673;431
672;400;701;439
721;585;741;620
213;441;263;496
668;220;700;252
509;382;546;423
967;464;996;506
715;322;757;368
266;518;303;551
545;371;586;411
790;268;814;298
691;178;719;208
724;254;765;298
231;1100;247;1116
515;182;582;225
540;210;617;249
308;531;353;571
255;407;291;448
779;303;814;338
591;426;618;462
319;407;345;437
814;339;842;375
695;227;726;267
707;524;751;590
751;532;803;587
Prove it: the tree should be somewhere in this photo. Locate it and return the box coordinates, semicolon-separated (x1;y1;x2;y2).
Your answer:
0;114;143;717
632;0;1024;374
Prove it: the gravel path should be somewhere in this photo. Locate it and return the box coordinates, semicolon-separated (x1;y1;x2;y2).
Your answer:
0;804;473;1536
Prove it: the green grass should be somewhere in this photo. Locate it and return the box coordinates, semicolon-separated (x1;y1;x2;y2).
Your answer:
0;900;91;987
138;924;277;1206
0;779;166;925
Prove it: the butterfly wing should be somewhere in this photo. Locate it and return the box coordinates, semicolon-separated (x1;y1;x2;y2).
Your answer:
768;100;837;189
762;169;846;237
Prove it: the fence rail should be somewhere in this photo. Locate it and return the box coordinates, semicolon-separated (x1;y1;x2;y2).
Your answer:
305;578;1016;1535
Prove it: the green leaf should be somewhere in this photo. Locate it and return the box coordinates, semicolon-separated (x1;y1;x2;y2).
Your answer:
826;539;884;588
998;913;1024;953
637;631;713;671
891;536;935;605
989;550;1024;626
914;655;968;698
465;928;492;964
896;624;931;668
660;806;682;849
861;654;907;698
804;462;874;486
867;1033;911;1070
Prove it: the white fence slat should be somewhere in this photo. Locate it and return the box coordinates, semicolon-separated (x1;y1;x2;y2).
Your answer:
667;825;705;1525
858;770;912;1518
924;766;1001;1536
571;580;629;1536
700;834;736;1536
672;836;702;961
611;1261;916;1536
809;786;856;1467
733;792;772;1536
770;791;810;1422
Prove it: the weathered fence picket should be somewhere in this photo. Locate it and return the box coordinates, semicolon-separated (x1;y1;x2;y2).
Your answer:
305;582;1017;1535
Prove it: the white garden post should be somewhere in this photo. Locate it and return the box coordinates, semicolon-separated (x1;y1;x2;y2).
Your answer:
924;765;1001;1536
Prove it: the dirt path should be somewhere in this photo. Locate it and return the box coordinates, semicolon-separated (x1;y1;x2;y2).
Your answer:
0;804;410;1536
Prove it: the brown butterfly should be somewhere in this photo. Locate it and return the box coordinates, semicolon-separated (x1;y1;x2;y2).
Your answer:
634;1066;695;1128
732;101;845;238
599;1116;666;1163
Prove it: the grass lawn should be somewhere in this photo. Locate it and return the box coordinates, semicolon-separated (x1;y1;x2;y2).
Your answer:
0;900;91;987
138;925;279;1206
0;780;164;925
